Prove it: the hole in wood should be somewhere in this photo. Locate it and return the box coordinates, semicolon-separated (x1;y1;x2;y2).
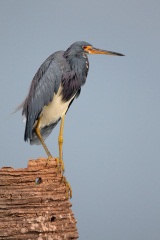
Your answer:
50;216;56;222
35;177;42;184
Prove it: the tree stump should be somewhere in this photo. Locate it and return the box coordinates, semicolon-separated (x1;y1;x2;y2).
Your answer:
0;158;78;240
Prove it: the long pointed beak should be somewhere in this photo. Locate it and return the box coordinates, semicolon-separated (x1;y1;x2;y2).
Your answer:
83;46;124;56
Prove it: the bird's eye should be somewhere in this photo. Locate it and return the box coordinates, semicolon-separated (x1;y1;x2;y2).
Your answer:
83;46;92;52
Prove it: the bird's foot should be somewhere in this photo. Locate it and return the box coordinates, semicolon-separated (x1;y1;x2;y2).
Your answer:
62;176;72;199
59;159;65;174
45;156;61;174
55;158;65;175
47;155;53;161
54;157;61;173
54;158;65;175
44;155;53;167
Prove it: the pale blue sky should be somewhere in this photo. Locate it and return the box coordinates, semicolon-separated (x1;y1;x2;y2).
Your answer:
0;1;160;239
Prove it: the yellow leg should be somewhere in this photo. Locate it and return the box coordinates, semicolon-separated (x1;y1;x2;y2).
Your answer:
58;114;65;173
58;115;72;198
35;118;52;159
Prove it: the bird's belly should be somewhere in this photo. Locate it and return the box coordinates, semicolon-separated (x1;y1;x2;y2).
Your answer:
39;88;74;129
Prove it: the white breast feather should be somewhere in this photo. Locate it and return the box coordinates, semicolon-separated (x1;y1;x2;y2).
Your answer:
39;85;74;128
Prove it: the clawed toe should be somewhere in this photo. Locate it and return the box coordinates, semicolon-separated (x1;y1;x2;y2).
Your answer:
55;158;65;175
62;176;72;199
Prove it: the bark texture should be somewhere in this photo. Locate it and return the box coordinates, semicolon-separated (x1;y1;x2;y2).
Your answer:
0;158;78;240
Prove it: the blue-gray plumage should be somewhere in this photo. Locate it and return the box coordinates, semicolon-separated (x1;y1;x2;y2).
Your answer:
20;41;124;166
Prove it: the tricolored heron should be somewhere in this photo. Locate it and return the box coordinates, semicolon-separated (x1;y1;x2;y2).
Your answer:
20;41;124;197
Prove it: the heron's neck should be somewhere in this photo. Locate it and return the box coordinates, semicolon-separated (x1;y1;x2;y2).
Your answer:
65;53;89;82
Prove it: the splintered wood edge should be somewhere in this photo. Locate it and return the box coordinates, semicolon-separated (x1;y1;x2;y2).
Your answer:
28;157;57;169
0;157;58;172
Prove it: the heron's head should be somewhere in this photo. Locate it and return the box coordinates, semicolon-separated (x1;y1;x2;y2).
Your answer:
65;41;124;57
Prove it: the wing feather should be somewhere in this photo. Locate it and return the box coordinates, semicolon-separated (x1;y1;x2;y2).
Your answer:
22;51;66;141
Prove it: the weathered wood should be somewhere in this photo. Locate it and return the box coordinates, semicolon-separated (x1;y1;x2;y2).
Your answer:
0;158;78;240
